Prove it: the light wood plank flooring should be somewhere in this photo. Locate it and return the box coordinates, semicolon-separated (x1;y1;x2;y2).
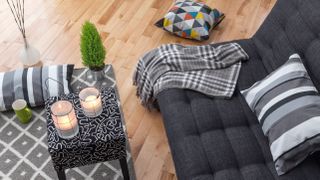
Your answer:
0;0;276;179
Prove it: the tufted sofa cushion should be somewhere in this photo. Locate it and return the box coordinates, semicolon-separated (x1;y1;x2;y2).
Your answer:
157;39;320;180
158;90;320;180
157;0;320;179
253;0;320;87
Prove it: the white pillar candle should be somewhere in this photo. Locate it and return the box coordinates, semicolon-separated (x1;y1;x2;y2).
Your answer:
51;100;79;139
79;87;103;117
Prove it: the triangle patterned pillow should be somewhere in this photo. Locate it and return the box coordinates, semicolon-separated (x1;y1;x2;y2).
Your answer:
155;0;225;41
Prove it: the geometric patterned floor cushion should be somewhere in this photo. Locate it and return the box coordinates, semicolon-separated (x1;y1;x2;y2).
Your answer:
241;54;320;175
0;64;74;111
155;0;225;41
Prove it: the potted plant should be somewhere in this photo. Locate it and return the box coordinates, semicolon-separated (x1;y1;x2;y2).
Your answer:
80;21;106;81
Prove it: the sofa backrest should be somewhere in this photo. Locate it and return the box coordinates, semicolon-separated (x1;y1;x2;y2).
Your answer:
252;0;320;88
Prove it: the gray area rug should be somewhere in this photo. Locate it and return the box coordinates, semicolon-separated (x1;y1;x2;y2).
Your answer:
0;65;136;180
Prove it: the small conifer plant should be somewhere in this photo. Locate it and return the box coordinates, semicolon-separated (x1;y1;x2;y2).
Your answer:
80;21;106;71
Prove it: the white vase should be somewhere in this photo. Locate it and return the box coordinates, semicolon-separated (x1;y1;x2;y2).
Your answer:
19;42;41;66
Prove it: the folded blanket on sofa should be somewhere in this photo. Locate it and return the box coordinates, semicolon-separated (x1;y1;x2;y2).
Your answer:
133;43;249;108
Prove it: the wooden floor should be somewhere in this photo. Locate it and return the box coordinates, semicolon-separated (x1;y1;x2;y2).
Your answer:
0;0;276;179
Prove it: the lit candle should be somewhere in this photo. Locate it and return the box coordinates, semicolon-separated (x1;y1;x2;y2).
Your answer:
51;100;79;139
79;87;103;117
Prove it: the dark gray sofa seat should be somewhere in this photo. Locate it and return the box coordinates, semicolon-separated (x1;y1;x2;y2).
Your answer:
157;0;320;179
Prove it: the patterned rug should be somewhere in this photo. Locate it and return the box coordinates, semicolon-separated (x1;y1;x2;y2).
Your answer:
0;65;136;180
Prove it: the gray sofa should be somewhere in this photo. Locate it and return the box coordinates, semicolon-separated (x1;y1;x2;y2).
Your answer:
157;0;320;179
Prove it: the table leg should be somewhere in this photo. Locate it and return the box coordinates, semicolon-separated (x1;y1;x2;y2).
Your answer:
119;158;130;180
56;169;66;180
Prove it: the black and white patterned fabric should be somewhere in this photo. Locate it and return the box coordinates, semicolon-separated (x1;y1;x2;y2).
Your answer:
0;64;74;111
45;88;127;171
133;43;249;108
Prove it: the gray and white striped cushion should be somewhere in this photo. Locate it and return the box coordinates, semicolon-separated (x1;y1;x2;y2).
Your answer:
0;64;74;111
241;54;320;175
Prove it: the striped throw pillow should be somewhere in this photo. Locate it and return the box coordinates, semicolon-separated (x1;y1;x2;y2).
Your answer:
0;64;74;111
241;54;320;175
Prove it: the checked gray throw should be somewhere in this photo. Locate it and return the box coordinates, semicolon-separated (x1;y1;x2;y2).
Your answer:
0;65;135;180
133;43;249;109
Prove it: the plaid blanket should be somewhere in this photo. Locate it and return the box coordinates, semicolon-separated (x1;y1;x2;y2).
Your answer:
133;43;249;108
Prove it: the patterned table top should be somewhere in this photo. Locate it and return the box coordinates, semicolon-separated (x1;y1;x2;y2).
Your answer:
45;88;127;171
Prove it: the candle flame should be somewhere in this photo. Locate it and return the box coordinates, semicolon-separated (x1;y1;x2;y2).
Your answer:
85;95;97;102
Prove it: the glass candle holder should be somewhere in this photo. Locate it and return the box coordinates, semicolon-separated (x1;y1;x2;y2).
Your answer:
51;100;79;139
79;87;103;117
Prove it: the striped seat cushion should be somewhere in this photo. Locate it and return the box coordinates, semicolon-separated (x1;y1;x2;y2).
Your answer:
0;64;74;111
241;54;320;175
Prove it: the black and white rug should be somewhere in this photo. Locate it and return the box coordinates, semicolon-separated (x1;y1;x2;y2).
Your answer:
0;65;136;180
